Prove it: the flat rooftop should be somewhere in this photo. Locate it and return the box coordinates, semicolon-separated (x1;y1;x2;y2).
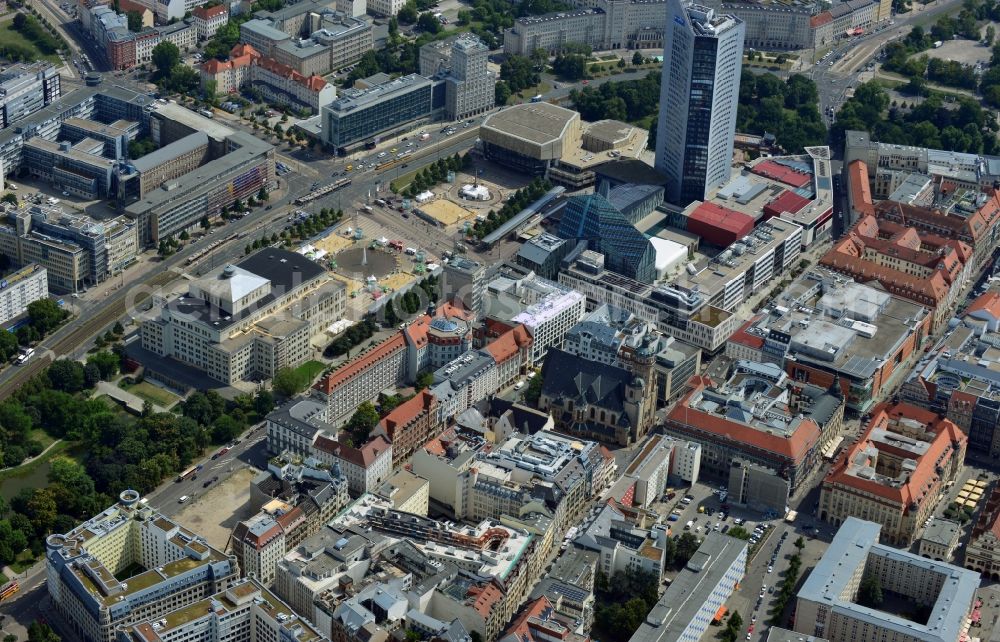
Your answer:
481;102;578;146
630;533;746;642
147;101;234;142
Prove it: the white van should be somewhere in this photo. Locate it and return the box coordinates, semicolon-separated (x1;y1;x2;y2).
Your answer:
513;380;525;390
178;495;190;503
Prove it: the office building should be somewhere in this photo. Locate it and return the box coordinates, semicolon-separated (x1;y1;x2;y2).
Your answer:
375;469;430;515
0;62;61;130
655;0;744;204
728;269;932;414
628;532;746;642
0;204;139;293
46;490;238;642
900;313;1000;459
140;249;345;384
664;360;844;491
266;399;393;496
320;74;439;151
442;256;486;315
117;578;327;642
123;132;210;200
819;402;966;547
124;125;275;246
559;192;657;283
373;390;441;466
23;137;116;199
0;263;48;326
795;517;978;642
516;233;572;281
727;459;789;514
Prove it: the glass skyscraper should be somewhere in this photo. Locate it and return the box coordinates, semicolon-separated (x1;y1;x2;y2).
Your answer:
655;0;744;205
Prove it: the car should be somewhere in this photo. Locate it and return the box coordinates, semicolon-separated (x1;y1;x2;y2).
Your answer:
378;152;387;158
751;615;756;623
391;147;397;153
513;380;526;390
746;634;751;640
203;480;213;488
179;495;190;503
582;79;589;84
768;586;774;594
265;205;272;210
62;191;70;196
767;566;773;573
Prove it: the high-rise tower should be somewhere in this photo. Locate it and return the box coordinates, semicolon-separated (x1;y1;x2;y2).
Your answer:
655;0;744;205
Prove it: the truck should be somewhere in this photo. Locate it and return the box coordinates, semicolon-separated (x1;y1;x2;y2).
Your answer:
16;347;34;365
531;94;543;102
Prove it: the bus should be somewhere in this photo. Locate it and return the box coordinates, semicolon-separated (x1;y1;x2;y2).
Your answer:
176;465;199;482
0;580;18;602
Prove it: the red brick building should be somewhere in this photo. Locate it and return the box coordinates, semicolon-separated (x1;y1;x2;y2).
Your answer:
375;390;440;466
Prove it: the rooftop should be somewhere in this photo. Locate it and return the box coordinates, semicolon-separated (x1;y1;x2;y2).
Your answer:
798;517;978;642
481;103;579;146
629;533;746;642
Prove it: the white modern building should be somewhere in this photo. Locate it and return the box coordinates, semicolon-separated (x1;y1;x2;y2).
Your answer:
0;263;47;326
655;0;745;204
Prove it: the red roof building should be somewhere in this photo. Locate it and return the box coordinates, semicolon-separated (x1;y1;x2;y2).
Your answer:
750;160;812;188
819;402;966;547
376;391;440;466
501;596;590;642
965;291;1000;331
724;314;766;362
763;190;810;221
484;323;532;387
684;202;755;247
846;159;875;219
820;214;969;330
664;373;842;492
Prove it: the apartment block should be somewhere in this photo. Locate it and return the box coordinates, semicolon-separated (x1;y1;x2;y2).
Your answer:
0;263;48;326
795;517;978;642
46;490;238;642
192;4;229;39
140;249;345;384
819;402;966;547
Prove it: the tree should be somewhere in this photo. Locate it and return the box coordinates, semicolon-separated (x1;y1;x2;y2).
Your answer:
388;15;399;38
87;351;120;380
151;41;180;78
200;215;211;229
417;12;441;33
495;80;512;106
675;532;701;565
346;401;379;444
988;25;996;45
126;10;143;32
27;299;67;335
257;186;269;202
398;2;418;23
632;51;644;65
113;321;125;336
617;56;626;69
727;526;751;540
272;367;309;397
415;371;435;391
1;193;17;206
524;374;543;404
254;390;275;415
794;535;805;550
858;574;883;608
27;622;60;642
47;360;86;393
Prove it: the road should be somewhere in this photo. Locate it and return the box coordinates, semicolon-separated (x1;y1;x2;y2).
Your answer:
810;0;967;123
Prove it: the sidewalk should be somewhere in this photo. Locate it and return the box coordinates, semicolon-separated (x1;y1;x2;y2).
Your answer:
0;438;62;475
93;381;167;414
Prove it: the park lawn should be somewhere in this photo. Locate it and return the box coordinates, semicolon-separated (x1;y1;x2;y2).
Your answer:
0;439;74;483
390;167;421;192
10;549;36;573
122;380;181;408
0;571;8;584
27;428;57;450
0;24;61;65
512;81;552;102
294;360;326;383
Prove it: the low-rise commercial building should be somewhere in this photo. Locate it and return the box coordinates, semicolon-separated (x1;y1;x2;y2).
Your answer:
46;490;238;642
795;517;978;642
729;269;932;414
819;402;966;547
919;519;961;562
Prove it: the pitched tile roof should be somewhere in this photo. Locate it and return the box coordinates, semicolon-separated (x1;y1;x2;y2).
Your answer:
484;323;532;363
966;291;1000;321
666;375;822;463
314;434;391;468
847;160;875;218
379;391;436;439
823;402;965;505
193;3;227;18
